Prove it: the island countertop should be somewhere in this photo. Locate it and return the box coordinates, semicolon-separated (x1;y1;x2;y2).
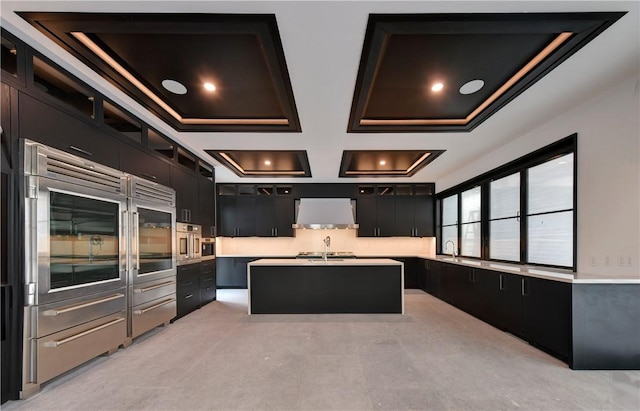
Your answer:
248;258;403;267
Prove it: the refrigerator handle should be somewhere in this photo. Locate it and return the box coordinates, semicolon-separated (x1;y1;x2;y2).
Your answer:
133;211;140;270
121;210;127;272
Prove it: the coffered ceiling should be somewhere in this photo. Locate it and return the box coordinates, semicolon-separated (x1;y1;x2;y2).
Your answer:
1;1;638;184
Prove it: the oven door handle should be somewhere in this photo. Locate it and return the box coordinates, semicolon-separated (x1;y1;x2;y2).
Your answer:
43;317;125;347
133;298;176;315
134;280;176;293
43;293;125;316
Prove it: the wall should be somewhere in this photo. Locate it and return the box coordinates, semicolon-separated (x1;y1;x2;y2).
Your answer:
437;75;640;277
216;230;435;258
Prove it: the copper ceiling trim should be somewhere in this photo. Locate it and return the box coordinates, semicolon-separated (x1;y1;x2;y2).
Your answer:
359;32;572;127
208;150;312;178
71;31;289;127
339;150;445;178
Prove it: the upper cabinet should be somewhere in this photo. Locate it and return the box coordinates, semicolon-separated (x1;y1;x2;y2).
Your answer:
217;184;294;237
198;163;216;237
356;184;435;237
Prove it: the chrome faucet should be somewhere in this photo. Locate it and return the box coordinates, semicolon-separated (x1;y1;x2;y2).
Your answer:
445;240;457;258
323;236;331;262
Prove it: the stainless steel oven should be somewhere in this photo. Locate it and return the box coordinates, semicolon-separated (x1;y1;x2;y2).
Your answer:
21;140;127;397
127;176;176;341
177;223;201;265
201;237;215;261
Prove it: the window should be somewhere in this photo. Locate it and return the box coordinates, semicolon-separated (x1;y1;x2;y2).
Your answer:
460;186;481;257
526;153;574;267
104;100;142;143
440;194;458;255
437;135;576;270
490;173;520;261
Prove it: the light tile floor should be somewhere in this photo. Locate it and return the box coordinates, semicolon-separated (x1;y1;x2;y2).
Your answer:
4;289;639;411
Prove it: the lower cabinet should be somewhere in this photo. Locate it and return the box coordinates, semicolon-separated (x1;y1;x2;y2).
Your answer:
200;260;217;305
175;261;219;320
423;259;571;363
176;264;201;319
216;257;259;289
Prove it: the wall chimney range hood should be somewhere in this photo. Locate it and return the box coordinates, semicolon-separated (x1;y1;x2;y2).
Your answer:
293;198;359;229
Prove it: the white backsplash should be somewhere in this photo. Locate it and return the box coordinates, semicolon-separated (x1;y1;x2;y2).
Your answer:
216;229;435;257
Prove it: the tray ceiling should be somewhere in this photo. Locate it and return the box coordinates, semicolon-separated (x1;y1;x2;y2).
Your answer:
2;1;637;183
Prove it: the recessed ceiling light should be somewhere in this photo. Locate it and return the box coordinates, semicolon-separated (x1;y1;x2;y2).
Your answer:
379;160;386;165
459;79;485;95
204;82;216;92
431;83;444;92
161;79;187;95
264;160;271;165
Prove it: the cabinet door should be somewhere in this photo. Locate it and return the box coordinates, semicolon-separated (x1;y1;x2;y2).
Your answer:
274;196;294;237
119;141;171;186
172;167;198;223
394;197;414;237
19;93;118;168
356;197;377;237
376;197;395;237
215;258;234;288
217;196;237;237
522;277;571;359
200;260;216;304
255;195;275;237
235;196;256;237
498;273;523;336
413;195;434;237
198;178;215;237
473;269;500;325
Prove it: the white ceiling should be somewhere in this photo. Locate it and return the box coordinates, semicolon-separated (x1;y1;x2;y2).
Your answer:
2;1;639;183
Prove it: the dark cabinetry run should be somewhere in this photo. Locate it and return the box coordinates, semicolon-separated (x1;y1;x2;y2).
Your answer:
217;185;294;237
420;259;571;362
357;184;434;237
216;257;259;288
19;92;119;168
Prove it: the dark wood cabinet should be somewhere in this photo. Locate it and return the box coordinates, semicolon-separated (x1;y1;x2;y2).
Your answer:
217;184;293;237
119;140;171;186
176;264;202;319
522;276;571;360
19;92;119;168
216;257;258;288
199;260;216;306
428;259;571;363
198;177;215;237
172;166;199;223
357;184;434;237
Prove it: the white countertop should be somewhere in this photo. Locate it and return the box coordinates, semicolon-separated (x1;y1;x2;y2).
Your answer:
426;256;640;284
249;258;403;267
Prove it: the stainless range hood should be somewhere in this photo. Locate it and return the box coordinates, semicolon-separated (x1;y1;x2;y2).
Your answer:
293;198;359;229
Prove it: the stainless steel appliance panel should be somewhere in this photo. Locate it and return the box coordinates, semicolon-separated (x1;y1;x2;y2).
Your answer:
131;297;176;339
128;176;176;285
36;288;126;338
36;311;126;384
176;223;201;265
201;237;215;261
131;276;176;307
30;177;128;306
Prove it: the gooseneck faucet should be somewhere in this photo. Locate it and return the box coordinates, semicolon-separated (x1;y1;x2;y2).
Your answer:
323;236;331;262
445;240;457;258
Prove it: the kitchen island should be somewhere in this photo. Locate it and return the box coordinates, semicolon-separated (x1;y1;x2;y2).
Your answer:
247;258;403;314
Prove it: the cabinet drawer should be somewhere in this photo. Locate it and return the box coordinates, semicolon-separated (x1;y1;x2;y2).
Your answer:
176;290;200;318
132;277;176;307
36;289;126;338
36;311;126;384
177;265;201;293
131;296;176;339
